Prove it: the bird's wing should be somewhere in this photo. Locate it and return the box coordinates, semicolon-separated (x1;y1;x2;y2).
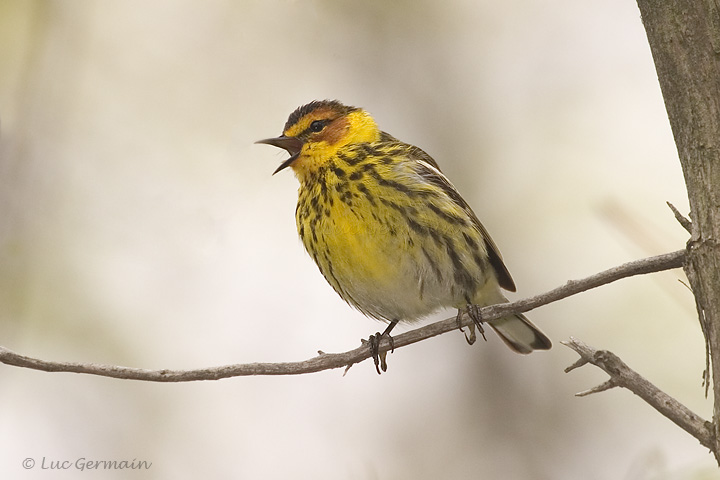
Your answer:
408;149;517;292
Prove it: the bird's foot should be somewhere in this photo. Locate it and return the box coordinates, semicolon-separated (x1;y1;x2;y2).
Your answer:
365;320;398;374
457;309;476;345
462;305;487;344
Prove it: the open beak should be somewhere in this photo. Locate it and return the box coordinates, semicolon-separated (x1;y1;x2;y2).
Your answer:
255;136;304;175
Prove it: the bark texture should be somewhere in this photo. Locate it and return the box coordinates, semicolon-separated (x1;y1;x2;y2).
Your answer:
636;0;720;461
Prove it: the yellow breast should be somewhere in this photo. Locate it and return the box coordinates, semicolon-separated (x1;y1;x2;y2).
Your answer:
294;145;494;322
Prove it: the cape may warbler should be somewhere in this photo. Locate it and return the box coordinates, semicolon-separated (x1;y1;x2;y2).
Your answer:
257;100;551;372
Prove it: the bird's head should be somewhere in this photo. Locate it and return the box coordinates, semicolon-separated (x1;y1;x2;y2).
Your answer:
256;100;381;176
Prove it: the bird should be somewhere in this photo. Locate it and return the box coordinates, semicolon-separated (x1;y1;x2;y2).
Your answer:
256;100;551;373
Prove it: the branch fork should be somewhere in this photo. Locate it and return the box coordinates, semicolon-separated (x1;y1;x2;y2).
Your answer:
563;337;715;450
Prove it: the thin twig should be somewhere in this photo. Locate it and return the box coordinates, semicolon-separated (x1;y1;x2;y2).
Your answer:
563;337;714;450
0;250;686;381
667;201;693;233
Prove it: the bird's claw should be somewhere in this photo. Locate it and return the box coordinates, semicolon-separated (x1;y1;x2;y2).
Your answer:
456;309;476;345
458;305;486;344
368;331;395;374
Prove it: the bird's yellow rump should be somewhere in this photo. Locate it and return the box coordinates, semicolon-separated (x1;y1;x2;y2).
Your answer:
257;100;550;372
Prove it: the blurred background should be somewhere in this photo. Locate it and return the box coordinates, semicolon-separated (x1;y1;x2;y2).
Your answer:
0;1;714;479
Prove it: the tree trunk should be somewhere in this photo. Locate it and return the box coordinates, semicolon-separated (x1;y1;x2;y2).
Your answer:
636;0;720;461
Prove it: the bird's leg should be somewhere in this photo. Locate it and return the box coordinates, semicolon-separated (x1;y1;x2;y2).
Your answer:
466;304;487;342
368;320;398;374
457;309;476;345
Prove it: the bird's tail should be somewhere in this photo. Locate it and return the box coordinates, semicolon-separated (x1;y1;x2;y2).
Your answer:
488;313;552;354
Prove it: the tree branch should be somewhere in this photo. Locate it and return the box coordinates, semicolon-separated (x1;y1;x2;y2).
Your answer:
563;337;715;450
0;250;686;381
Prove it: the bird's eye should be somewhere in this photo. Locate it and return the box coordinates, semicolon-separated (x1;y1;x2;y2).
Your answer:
309;120;327;133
